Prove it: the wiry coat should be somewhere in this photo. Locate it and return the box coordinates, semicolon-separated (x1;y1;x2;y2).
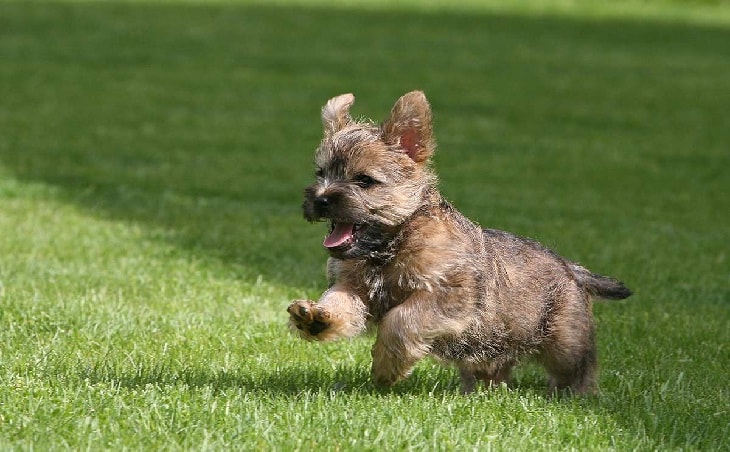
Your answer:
288;91;631;394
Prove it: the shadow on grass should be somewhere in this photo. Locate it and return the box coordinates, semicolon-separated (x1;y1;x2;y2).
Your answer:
76;354;553;398
1;0;728;293
78;362;450;396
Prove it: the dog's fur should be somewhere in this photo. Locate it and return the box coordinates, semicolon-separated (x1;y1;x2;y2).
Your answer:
287;91;631;395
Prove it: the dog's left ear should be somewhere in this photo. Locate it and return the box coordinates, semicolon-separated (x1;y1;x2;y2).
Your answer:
322;93;355;135
382;91;435;163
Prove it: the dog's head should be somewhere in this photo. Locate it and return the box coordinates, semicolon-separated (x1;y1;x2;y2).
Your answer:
303;91;438;259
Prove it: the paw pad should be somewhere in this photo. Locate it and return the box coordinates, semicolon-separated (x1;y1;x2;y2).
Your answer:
287;300;331;338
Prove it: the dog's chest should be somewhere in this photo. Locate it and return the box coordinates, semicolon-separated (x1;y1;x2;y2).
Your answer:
355;262;412;323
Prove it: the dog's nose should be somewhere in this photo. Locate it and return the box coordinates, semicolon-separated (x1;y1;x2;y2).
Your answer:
314;195;329;211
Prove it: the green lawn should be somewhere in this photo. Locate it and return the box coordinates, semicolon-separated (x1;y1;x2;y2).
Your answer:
1;0;728;449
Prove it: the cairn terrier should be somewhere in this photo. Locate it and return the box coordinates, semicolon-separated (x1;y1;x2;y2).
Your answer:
287;91;631;395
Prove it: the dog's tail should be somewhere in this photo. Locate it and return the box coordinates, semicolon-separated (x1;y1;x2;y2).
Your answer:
570;263;632;300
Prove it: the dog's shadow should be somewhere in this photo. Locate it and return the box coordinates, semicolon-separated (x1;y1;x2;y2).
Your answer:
79;362;373;395
79;361;549;397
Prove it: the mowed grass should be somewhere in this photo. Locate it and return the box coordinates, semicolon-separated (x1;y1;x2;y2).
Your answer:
0;0;728;449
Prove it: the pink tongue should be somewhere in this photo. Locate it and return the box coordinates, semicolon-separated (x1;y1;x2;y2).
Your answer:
323;223;355;248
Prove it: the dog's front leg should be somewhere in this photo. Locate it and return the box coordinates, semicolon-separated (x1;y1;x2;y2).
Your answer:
287;284;367;342
371;290;463;387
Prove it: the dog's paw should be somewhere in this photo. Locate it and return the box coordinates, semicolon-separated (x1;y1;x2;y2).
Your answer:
287;300;331;340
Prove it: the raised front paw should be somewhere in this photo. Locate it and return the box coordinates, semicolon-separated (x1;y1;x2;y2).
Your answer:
287;300;331;340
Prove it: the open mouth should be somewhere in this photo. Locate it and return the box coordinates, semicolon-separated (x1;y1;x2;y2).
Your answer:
323;222;365;250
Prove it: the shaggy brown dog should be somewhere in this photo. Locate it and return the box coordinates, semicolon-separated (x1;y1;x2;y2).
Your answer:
288;91;631;394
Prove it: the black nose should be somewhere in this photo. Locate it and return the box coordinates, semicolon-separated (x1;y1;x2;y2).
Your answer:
314;195;329;211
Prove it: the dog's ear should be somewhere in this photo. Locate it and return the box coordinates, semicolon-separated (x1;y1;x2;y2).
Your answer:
382;91;434;163
322;93;355;135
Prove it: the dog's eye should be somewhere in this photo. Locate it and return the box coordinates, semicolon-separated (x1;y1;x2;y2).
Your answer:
315;168;325;179
354;174;377;188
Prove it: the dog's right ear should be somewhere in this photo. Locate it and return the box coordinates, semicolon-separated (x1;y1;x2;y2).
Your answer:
322;93;355;135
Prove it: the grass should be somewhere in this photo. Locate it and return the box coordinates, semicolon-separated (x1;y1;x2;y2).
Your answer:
0;0;728;449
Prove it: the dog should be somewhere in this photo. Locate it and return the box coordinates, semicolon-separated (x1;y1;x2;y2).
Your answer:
287;91;631;395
